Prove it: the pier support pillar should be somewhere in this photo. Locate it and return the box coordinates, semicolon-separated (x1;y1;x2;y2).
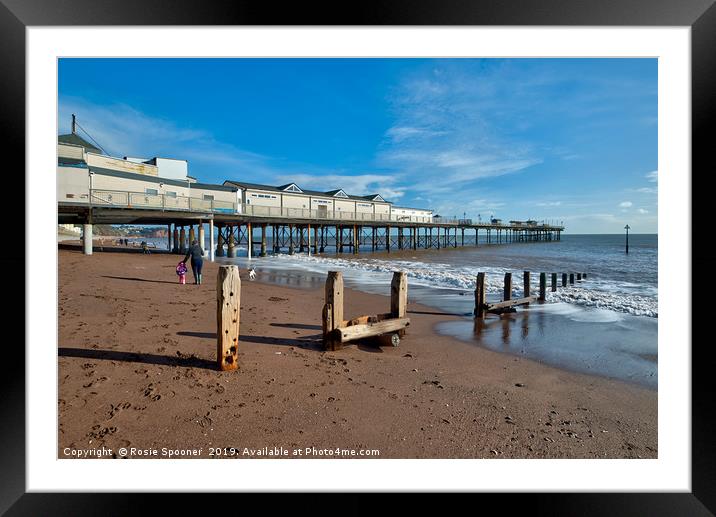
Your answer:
261;224;267;257
386;226;391;253
247;223;253;259
313;225;319;254
167;224;172;251
179;226;187;254
173;226;180;254
413;227;417;250
227;226;235;257
372;227;376;252
437;227;440;249
198;223;205;250
289;225;295;255
209;219;215;262
216;224;225;257
82;223;93;255
189;225;196;246
353;225;359;254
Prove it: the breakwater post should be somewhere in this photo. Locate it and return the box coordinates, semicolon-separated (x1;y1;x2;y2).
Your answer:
216;265;241;371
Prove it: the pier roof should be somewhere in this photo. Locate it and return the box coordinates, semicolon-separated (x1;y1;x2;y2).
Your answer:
224;180;394;204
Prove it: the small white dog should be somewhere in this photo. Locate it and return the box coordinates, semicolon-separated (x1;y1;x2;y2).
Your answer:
248;268;256;281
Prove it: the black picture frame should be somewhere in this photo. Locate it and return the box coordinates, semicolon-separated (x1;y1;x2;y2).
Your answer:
2;0;709;514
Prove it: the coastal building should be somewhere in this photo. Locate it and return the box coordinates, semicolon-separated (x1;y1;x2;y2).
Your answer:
223;180;431;223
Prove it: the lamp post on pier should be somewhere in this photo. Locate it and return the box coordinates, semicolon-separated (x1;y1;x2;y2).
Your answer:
624;224;630;254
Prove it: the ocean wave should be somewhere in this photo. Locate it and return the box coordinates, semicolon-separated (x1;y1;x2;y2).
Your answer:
270;253;658;318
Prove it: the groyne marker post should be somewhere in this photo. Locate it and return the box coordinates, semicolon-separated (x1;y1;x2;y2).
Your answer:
504;272;512;301
323;271;344;351
391;271;408;336
217;265;241;371
475;272;486;318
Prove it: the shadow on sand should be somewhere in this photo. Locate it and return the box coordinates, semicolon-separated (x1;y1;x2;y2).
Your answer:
102;275;177;285
177;331;324;351
58;347;216;370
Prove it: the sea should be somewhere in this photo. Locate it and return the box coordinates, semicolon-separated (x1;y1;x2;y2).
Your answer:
103;232;659;389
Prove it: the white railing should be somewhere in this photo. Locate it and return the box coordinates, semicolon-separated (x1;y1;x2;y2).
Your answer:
75;189;566;229
89;189;238;214
240;204;434;224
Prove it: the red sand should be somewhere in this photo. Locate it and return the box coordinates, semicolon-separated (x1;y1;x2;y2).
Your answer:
58;248;657;459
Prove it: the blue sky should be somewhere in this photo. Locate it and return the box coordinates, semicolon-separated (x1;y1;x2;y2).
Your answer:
58;58;657;233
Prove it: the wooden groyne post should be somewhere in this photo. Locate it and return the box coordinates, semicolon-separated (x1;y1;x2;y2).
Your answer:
562;273;568;287
539;272;546;301
323;270;409;350
569;273;575;285
391;271;408;337
551;273;557;292
323;271;344;351
504;272;512;301
474;272;486;318
217;265;241;371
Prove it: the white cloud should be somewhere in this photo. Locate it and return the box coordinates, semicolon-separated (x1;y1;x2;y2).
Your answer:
646;170;658;182
636;187;657;194
638;208;649;214
536;201;562;207
274;173;405;200
619;201;633;208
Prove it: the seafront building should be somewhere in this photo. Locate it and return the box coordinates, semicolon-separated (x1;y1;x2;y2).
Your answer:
57;128;563;257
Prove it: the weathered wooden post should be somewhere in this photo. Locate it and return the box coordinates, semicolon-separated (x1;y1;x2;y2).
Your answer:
569;273;575;285
504;272;512;301
577;273;582;281
188;225;196;245
391;271;407;318
562;273;568;287
523;271;531;299
391;271;408;337
217;265;241;371
323;271;344;351
539;273;546;301
551;273;557;292
474;272;486;318
583;273;587;279
215;224;224;257
173;225;180;254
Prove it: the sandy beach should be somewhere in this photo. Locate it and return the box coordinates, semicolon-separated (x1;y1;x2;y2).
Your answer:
58;247;657;459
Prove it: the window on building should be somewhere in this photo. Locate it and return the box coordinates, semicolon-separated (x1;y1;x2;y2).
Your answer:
166;191;177;198
145;188;158;196
203;194;214;201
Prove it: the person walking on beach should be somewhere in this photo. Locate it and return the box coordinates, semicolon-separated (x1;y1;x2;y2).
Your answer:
181;239;205;285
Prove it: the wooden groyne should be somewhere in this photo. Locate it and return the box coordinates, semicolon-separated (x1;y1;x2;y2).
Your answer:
475;270;588;318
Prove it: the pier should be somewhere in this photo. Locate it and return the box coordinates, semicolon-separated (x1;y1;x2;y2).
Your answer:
58;191;564;259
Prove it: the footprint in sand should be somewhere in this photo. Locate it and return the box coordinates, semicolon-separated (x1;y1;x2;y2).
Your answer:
83;376;108;388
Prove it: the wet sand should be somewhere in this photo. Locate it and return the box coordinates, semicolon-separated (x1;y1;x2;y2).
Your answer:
58;248;657;458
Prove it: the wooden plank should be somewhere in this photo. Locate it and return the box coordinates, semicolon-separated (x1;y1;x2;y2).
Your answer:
487;295;537;311
332;317;411;343
216;265;241;371
474;272;486;318
504;272;512;301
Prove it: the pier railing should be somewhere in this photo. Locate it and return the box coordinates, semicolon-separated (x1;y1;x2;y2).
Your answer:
82;189;563;229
